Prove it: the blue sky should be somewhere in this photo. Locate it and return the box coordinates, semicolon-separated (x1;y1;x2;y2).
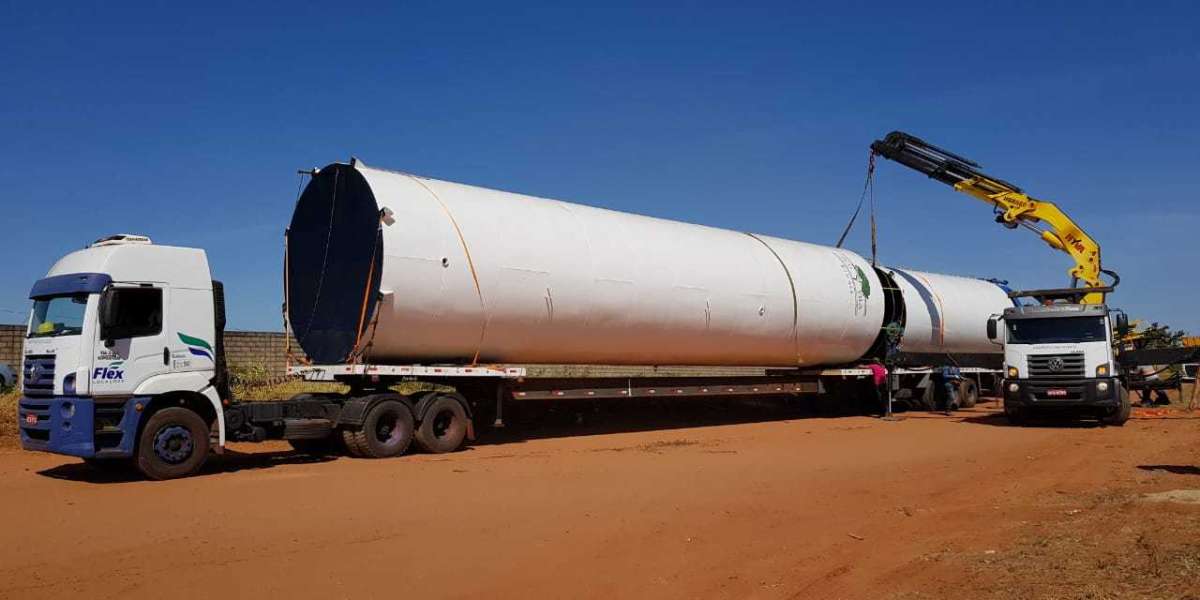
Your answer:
3;2;1197;333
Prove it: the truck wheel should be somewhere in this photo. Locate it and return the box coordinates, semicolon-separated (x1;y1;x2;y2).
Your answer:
958;380;979;408
416;395;469;453
348;400;415;458
340;429;366;457
136;407;210;480
1101;385;1131;426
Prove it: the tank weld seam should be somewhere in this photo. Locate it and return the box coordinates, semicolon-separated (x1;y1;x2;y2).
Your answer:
405;174;489;365
743;233;800;363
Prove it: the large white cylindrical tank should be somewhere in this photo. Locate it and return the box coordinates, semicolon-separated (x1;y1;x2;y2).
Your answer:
285;160;1007;367
889;268;1013;356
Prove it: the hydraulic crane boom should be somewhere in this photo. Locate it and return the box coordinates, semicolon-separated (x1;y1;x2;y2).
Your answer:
870;131;1116;305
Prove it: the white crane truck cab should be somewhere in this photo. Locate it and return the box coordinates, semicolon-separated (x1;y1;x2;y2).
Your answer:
18;235;227;478
988;303;1130;425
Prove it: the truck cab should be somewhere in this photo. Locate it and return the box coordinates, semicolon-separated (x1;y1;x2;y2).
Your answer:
988;302;1130;425
18;235;226;476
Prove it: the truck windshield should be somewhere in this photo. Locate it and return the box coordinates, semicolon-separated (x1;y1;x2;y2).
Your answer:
1006;316;1108;345
28;294;89;338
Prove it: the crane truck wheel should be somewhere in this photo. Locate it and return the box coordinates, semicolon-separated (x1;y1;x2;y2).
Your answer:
136;407;211;480
958;380;979;409
415;395;469;453
348;399;415;459
1101;385;1131;426
1003;402;1026;426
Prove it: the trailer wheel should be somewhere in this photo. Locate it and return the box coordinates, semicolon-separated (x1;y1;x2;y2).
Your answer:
1101;385;1131;426
416;395;469;453
958;379;979;409
340;428;366;457
349;400;415;458
136;407;210;480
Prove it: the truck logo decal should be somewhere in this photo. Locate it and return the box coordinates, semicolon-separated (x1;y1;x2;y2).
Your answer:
178;333;213;361
93;361;125;381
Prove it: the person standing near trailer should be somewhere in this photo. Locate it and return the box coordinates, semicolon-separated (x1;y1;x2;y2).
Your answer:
867;362;888;413
935;365;963;414
1189;370;1199;411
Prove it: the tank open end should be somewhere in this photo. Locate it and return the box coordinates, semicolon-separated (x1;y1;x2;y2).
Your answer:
287;163;384;364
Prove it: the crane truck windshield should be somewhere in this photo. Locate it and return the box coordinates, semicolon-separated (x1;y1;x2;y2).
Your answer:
28;294;88;338
1006;316;1107;345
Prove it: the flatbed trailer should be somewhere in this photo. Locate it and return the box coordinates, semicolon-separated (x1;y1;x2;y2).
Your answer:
278;361;1000;427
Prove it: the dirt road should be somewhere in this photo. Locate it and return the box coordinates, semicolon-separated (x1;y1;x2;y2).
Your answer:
2;400;1198;599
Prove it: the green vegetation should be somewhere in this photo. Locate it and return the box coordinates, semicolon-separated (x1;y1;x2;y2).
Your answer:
1130;321;1189;349
230;363;440;401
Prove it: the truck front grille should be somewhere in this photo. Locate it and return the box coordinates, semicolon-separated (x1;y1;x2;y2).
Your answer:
23;355;56;396
1028;353;1086;380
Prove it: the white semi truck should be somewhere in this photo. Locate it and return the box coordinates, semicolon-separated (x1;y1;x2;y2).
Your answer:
19;161;1013;479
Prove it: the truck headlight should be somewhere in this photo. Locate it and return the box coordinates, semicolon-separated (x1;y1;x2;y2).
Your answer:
1007;367;1019;378
1008;382;1019;393
1096;364;1109;376
1097;381;1109;393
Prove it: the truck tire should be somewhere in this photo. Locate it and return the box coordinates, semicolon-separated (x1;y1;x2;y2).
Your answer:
1101;385;1131;426
136;407;210;480
1004;402;1026;425
958;379;979;409
415;395;469;453
341;428;366;457
348;399;415;458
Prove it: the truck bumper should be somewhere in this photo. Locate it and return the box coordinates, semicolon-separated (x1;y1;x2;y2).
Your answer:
17;396;142;459
1002;377;1120;410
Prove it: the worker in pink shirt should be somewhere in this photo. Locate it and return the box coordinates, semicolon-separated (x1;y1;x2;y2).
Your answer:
868;362;888;412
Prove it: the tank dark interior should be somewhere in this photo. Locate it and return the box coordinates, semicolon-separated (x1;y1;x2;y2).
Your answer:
286;163;383;364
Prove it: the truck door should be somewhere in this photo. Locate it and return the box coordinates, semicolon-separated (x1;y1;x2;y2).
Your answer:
91;284;169;396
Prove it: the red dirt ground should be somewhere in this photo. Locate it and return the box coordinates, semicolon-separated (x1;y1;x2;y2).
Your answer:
2;400;1198;599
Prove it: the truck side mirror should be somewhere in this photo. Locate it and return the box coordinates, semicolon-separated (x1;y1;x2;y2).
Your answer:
98;288;119;344
986;317;998;341
1115;312;1129;338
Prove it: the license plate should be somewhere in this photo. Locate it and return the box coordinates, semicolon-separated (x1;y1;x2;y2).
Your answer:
24;413;38;425
1046;389;1068;397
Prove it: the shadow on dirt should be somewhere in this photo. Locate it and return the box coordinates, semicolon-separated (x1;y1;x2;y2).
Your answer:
954;411;1106;429
1137;464;1200;476
473;395;901;446
37;449;337;484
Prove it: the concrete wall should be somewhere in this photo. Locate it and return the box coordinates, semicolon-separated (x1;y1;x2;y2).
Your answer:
1;325;23;382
